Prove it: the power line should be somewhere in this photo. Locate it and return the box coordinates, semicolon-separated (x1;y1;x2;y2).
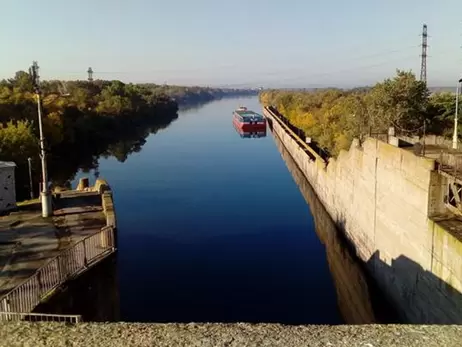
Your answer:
38;45;419;79
222;54;418;87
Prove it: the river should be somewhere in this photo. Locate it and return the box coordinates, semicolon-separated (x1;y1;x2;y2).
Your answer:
69;95;392;324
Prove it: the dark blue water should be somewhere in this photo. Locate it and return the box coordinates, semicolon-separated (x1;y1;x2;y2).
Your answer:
74;96;343;324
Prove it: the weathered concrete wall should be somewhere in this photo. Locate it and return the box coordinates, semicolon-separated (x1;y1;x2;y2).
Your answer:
273;133;400;324
0;162;16;213
94;178;117;230
0;322;460;347
264;107;462;323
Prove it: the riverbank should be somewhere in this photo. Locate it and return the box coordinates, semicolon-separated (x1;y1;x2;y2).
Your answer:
0;322;460;347
1;72;256;200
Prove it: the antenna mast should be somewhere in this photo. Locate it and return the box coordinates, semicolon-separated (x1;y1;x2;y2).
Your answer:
87;67;94;82
420;24;428;83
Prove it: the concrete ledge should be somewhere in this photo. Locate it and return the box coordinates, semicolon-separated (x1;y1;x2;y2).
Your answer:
94;179;111;195
101;192;116;229
0;323;460;347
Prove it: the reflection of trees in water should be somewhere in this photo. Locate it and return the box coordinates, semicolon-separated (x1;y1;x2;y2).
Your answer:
43;112;178;193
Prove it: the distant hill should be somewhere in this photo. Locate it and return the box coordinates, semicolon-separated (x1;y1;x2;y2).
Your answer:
428;86;456;94
261;86;456;94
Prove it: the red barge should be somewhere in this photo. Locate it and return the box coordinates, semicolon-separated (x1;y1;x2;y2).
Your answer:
232;106;266;132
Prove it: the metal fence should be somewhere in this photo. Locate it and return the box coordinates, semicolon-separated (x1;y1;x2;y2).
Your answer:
0;226;115;320
438;151;462;173
0;311;82;323
266;106;330;161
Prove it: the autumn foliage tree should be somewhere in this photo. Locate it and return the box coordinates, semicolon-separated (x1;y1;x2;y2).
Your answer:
0;70;256;199
260;70;452;157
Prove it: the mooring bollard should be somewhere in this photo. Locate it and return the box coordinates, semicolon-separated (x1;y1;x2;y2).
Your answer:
77;178;89;191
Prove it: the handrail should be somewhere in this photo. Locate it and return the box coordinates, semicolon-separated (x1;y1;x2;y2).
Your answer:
263;106;327;164
0;311;82;323
0;226;115;317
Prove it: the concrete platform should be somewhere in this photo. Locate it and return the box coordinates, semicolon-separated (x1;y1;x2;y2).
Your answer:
0;323;460;347
0;191;106;298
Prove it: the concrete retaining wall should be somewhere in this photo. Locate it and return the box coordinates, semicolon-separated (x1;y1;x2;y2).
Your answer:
0;163;16;213
77;178;117;230
264;107;462;323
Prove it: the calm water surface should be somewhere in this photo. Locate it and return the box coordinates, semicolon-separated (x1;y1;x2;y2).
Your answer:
74;96;346;324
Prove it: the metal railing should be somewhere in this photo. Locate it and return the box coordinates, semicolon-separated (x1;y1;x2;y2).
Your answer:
0;311;81;323
0;226;115;319
265;106;329;161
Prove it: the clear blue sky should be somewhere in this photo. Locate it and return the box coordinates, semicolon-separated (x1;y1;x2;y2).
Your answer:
1;0;461;87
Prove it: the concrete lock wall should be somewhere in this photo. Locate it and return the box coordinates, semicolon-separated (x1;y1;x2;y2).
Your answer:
264;107;462;323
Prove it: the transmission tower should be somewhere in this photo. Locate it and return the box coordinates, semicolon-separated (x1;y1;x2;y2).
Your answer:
420;24;428;83
87;67;94;82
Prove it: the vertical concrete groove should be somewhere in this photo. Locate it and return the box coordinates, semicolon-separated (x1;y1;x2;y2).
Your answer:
373;154;378;270
430;222;435;275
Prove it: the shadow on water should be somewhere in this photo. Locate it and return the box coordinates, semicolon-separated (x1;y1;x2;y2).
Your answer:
272;130;402;324
118;226;344;324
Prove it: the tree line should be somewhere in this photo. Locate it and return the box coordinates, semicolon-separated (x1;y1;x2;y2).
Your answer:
259;70;457;157
0;71;256;199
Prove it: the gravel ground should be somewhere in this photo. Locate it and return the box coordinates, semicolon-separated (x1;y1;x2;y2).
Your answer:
0;323;460;347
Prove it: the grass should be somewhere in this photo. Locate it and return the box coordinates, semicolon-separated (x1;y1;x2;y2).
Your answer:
16;198;40;207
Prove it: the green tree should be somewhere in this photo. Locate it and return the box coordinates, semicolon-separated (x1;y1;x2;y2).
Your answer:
8;71;34;93
259;70;434;157
369;70;429;131
0;120;38;162
426;92;457;136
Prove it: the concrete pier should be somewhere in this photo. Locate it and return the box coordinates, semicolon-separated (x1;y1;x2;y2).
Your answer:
0;178;117;317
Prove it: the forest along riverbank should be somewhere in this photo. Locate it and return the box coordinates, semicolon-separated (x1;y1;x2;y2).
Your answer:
0;72;257;200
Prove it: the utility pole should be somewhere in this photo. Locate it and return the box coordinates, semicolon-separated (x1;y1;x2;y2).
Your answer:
29;61;52;217
87;67;93;82
27;157;34;200
453;79;462;150
420;24;428;83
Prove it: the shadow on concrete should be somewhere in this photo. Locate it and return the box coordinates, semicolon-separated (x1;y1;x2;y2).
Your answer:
366;251;462;324
53;193;102;211
272;120;462;324
15;202;42;212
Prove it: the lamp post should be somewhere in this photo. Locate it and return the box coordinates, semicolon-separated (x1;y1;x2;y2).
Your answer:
29;61;52;217
452;78;462;150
